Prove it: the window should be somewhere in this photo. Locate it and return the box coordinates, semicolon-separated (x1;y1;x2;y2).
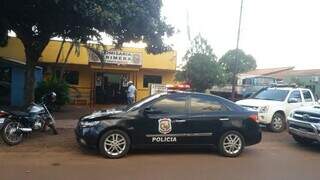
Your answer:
0;67;11;83
150;95;186;114
288;90;302;102
143;75;162;88
242;78;252;85
56;70;79;85
252;89;289;101
191;95;227;113
302;90;313;102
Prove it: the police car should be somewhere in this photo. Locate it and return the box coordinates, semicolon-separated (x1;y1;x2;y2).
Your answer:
75;91;261;158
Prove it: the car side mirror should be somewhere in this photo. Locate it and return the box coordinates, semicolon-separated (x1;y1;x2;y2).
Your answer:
288;98;298;103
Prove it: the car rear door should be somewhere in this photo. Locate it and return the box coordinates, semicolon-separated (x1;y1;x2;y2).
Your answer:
134;93;190;146
186;94;231;145
286;90;304;115
302;89;315;107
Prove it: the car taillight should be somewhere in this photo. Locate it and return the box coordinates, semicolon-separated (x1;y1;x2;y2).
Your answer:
249;114;258;123
0;111;8;117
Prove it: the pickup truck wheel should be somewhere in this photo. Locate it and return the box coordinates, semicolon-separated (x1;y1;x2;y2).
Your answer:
268;112;286;133
292;135;314;145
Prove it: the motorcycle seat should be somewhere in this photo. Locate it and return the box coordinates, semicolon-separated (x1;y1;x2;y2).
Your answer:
11;111;29;117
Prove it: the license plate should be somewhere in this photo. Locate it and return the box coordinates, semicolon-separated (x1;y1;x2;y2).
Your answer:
0;118;4;124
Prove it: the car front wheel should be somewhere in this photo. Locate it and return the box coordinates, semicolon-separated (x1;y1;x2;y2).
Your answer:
268;112;286;132
99;130;131;159
218;130;245;157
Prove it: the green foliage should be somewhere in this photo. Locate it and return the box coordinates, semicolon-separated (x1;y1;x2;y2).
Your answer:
184;34;217;61
219;49;257;81
178;35;224;92
35;76;69;106
0;0;173;104
0;0;173;54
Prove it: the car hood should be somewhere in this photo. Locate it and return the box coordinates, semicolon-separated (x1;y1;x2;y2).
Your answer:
294;105;320;114
80;109;125;121
236;99;284;107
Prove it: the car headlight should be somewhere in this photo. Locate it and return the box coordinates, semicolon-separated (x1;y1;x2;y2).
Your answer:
259;106;269;113
80;121;100;127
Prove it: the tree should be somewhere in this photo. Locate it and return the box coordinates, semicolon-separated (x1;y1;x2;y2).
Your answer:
0;0;173;105
219;49;257;82
177;35;224;92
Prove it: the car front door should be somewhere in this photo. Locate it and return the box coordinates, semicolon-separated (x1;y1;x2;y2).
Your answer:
286;90;304;115
135;94;189;146
186;94;230;145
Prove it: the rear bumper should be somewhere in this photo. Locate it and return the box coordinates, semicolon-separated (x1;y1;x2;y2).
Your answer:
287;117;320;142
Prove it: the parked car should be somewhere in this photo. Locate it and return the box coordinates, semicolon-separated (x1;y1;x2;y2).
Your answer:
75;91;261;159
236;86;316;132
288;105;320;145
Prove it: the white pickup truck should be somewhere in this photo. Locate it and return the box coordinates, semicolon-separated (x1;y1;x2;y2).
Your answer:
236;86;316;132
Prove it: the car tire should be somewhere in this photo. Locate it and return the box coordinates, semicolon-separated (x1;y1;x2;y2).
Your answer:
268;112;286;133
99;130;131;159
218;130;245;158
292;135;314;145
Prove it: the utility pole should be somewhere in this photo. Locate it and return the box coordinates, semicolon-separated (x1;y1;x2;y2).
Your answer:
231;0;244;101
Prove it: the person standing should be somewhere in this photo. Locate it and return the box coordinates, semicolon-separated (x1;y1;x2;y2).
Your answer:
127;81;136;105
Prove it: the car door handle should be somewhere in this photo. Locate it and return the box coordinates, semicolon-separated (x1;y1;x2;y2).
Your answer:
219;118;230;121
172;119;186;123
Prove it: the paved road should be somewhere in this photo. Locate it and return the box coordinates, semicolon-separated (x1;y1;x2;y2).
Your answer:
1;127;320;180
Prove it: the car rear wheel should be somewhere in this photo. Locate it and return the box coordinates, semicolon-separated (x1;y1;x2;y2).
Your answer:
218;130;244;157
99;130;130;159
292;135;314;145
268;112;286;132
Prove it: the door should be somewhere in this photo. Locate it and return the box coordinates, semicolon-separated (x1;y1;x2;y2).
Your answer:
134;94;189;145
187;94;230;145
286;90;303;115
302;89;315;107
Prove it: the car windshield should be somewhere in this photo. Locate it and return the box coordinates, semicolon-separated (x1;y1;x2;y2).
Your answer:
251;89;289;101
125;93;166;112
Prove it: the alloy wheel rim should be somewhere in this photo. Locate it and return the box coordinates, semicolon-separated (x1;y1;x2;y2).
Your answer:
273;116;283;130
223;134;242;155
4;122;23;143
104;133;126;156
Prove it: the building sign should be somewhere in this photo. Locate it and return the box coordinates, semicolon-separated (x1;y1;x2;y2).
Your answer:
149;83;167;95
89;49;142;66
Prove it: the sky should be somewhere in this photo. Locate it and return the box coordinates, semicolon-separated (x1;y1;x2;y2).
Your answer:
161;0;320;70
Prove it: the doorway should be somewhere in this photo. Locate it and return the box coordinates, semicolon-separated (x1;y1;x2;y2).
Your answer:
95;72;129;104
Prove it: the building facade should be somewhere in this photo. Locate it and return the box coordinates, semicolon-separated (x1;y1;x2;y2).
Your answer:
0;37;177;106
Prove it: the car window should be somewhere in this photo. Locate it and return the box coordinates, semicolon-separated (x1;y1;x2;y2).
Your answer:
252;89;289;101
288;90;302;102
150;95;186;114
191;95;227;113
302;90;313;102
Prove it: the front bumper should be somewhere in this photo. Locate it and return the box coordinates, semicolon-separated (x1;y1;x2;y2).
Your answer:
75;125;101;149
287;117;320;142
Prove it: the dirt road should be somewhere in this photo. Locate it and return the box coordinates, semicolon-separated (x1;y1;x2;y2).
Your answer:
1;126;320;180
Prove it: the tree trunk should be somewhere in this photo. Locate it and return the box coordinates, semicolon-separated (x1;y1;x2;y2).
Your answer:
24;48;38;106
22;38;50;106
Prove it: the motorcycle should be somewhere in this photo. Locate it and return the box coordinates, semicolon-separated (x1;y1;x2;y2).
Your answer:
0;92;58;146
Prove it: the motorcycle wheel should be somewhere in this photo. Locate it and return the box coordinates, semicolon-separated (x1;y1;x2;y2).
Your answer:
1;120;24;146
